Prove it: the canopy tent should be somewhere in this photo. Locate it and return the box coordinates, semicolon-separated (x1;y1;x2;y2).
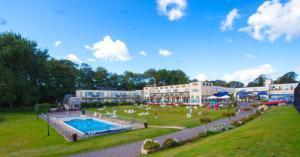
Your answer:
220;95;230;99
214;91;229;97
236;90;249;98
257;91;268;96
237;90;257;99
206;95;217;99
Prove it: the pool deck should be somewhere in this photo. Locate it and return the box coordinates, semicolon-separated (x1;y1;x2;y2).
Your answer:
42;111;143;141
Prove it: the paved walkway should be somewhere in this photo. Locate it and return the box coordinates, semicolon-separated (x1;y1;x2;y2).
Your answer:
148;125;185;130
69;110;253;157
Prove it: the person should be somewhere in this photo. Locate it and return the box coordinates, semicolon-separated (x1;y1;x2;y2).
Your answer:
154;112;158;119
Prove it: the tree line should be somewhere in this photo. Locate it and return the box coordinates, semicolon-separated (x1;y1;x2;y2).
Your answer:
0;32;190;109
0;32;298;109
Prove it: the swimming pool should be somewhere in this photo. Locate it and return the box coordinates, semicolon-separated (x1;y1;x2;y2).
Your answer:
63;118;121;134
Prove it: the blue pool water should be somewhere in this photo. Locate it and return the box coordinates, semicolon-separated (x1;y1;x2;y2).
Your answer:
64;118;120;134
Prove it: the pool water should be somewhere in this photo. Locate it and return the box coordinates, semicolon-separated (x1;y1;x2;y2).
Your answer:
64;118;120;134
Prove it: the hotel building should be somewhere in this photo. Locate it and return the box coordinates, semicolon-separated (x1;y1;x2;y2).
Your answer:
74;90;144;103
143;81;234;105
69;79;298;106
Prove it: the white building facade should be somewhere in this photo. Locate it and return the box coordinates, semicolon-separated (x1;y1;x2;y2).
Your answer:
143;81;234;105
75;90;143;103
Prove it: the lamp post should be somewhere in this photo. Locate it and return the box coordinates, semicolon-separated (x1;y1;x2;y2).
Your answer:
133;103;136;124
47;113;50;136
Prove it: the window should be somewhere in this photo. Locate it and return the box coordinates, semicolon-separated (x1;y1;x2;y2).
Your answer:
174;89;178;92
192;89;199;93
193;83;198;86
175;86;179;88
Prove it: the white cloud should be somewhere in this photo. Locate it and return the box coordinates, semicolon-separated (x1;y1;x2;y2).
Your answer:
54;40;62;47
239;0;300;42
221;8;240;31
159;49;172;56
224;38;233;43
157;0;187;21
85;36;131;62
88;58;96;62
65;53;81;63
139;51;147;56
196;73;207;81
245;54;255;59
222;64;275;83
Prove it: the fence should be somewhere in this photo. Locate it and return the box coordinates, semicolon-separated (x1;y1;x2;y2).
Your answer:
40;113;79;141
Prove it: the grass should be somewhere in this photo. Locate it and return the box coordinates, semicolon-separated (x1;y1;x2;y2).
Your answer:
85;105;227;128
0;112;176;157
145;106;300;157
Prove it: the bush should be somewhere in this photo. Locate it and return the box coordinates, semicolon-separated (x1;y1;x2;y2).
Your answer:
35;103;56;113
198;132;208;138
231;120;243;127
208;123;235;133
222;111;236;118
185;136;200;143
162;138;181;148
142;139;160;152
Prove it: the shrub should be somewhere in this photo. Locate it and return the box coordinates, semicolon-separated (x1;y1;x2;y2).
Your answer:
198;132;208;138
208;123;235;134
243;107;252;112
142;139;160;152
35;103;56;113
258;105;269;112
222;110;236;122
185;136;200;143
162;138;182;148
231;120;243;127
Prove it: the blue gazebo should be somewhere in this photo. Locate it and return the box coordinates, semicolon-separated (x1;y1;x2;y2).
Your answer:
214;91;229;97
257;91;268;96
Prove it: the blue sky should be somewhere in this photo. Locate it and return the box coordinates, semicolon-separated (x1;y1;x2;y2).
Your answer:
0;0;300;83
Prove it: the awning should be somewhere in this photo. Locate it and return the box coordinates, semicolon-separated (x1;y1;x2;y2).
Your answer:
206;95;218;99
220;95;230;99
257;91;268;96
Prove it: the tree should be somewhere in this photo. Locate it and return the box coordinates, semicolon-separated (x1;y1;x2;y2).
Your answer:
222;110;236;122
94;67;109;89
41;59;77;103
209;80;228;87
76;63;95;89
199;111;212;135
274;72;298;84
247;75;267;87
227;81;244;88
0;32;49;108
143;68;189;86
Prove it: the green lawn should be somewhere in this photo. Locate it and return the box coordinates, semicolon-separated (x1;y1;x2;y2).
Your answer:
146;106;300;157
86;105;227;128
0;112;176;157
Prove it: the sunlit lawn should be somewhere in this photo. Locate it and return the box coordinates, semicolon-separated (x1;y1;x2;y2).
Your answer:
0;112;176;157
85;105;228;128
145;106;300;157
